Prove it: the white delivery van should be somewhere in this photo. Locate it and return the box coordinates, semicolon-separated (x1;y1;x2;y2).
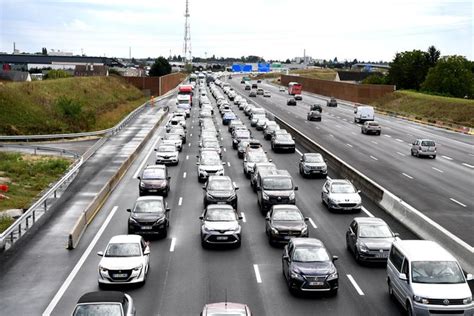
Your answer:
176;95;191;117
354;105;374;123
387;240;473;315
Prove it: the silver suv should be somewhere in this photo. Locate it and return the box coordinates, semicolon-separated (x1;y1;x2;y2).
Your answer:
411;139;436;159
361;121;381;135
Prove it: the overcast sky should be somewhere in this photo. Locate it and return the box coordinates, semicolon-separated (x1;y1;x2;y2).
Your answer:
1;0;472;61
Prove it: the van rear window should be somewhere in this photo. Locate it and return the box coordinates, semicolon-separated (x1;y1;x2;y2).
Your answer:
421;141;435;146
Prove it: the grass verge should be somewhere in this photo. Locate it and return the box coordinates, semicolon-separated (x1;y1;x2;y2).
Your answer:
0;76;147;135
0;152;72;233
370;90;474;127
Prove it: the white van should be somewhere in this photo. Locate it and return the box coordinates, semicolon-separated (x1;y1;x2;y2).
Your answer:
354;105;374;123
387;240;473;315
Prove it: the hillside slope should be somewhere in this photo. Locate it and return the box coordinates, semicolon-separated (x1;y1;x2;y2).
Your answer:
0;76;147;135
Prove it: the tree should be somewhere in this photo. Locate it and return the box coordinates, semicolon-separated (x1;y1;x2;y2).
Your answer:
149;57;171;77
387;50;430;90
42;47;48;55
284;59;291;64
427;45;440;67
362;74;387;84
421;55;474;98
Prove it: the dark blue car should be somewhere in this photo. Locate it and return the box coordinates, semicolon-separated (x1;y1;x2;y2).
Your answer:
222;112;237;125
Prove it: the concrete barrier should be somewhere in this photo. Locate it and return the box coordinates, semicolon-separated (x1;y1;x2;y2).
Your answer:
274;115;474;273
67;108;167;249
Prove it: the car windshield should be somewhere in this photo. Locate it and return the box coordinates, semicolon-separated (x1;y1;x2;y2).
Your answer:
205;208;236;221
209;179;233;191
165;134;181;141
368;122;379;126
142;168;165;180
277;134;293;141
421;140;435;146
273;209;303;221
293;247;330;262
201;156;221;165
158;146;175;152
359;224;392;238
248;154;268;163
262;177;293;190
305;155;323;163
105;243;141;257
331;183;356;193
134;200;164;214
73;304;122;316
236;131;251;138
411;261;465;284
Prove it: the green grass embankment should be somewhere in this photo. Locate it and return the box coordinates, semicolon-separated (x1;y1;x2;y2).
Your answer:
0;152;71;232
370;90;474;127
0;76;147;135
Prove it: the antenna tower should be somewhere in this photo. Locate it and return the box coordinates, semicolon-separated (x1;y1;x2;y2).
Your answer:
183;0;192;64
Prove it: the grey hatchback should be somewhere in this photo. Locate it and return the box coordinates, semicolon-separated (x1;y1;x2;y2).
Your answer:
411;139;436;158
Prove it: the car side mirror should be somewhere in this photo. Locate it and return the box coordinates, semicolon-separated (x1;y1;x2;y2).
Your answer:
269;158;273;162
166;208;171;212
292;137;295;140
283;255;289;261
300;158;303;162
256;187;261;191
294;186;298;191
398;273;407;281
357;190;361;194
238;216;243;220
97;251;104;257
126;208;131;212
154;148;157;152
222;162;226;165
332;256;338;262
466;273;473;281
243;159;247;162
167;176;171;180
265;216;270;221
199;216;204;220
144;247;150;256
196;162;200;165
137;176;141;180
394;232;400;237
304;217;309;221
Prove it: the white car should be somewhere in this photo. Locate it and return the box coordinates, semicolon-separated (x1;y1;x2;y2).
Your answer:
155;145;179;165
279;86;286;92
321;179;361;212
97;235;150;288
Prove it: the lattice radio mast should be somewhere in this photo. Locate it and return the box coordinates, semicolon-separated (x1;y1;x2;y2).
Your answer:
183;0;192;64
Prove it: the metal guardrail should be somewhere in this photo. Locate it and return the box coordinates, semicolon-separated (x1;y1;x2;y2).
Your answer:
0;146;83;251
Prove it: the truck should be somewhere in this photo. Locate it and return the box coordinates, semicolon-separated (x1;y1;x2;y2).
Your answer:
178;85;194;103
288;82;302;95
354;105;374;123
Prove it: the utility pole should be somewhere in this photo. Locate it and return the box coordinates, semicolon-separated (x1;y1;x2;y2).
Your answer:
183;0;192;66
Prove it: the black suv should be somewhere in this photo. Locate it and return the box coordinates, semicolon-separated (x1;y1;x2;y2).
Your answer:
327;97;337;107
256;171;298;214
265;205;309;245
73;291;136;316
127;196;170;237
203;176;239;209
138;165;170;196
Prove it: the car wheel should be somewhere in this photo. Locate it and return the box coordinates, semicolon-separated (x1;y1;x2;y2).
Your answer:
345;236;351;251
387;279;394;298
162;228;168;238
410;150;414;156
432;155;436;159
406;301;414;316
354;250;361;262
328;288;338;297
164;189;169;197
98;282;107;290
201;239;207;249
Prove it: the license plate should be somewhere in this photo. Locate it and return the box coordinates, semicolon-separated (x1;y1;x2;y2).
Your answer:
113;273;127;278
141;226;153;230
217;202;227;204
284;236;291;239
376;253;388;258
216;236;228;240
309;281;324;286
148;190;157;192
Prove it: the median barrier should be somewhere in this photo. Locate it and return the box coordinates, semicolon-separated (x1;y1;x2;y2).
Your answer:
274;115;474;273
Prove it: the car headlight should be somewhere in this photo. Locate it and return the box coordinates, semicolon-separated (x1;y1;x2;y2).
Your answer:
463;297;472;305
290;270;304;280
198;168;206;175
202;225;214;233
154;217;165;225
129;217;139;225
327;271;338;281
271;227;279;234
99;265;108;273
133;264;143;272
289;192;295;200
413;295;429;304
358;242;369;253
262;191;270;200
139;182;146;187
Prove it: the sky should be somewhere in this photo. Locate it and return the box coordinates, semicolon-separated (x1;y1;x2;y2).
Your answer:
0;0;472;61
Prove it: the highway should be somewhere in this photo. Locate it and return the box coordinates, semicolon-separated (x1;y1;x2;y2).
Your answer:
26;85;422;315
228;78;474;246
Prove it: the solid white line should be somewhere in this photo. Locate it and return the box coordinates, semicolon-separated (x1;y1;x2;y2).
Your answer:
432;167;444;173
450;198;467;208
178;197;183;206
315;126;320;130
253;264;262;283
442;155;453;161
183;172;187;179
170;238;176;252
402;173;414;179
227;162;231;167
371;141;378;145
361;206;375;218
329;134;334;137
308;218;317;229
347;274;365;296
462;163;474;169
241;212;247;223
395;138;404;142
346;143;353;148
186;155;189;160
384;134;392;138
132;128;162;178
42;206;119;316
396;152;406;157
370;155;378;161
223;148;227;152
295;148;303;156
